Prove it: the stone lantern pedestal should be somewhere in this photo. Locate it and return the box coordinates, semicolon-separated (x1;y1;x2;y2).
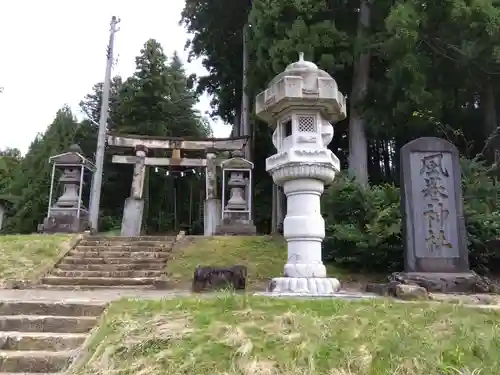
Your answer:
255;53;347;295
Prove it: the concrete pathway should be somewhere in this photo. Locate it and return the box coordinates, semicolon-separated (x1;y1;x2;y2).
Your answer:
0;289;192;303
0;288;499;311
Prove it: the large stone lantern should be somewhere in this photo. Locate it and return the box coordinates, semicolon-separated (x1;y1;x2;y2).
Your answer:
40;145;96;233
255;53;347;295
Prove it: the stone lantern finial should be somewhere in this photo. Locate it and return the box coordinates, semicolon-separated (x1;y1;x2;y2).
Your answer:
298;52;304;61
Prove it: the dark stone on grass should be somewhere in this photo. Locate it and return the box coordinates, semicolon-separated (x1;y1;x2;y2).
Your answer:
368;271;500;298
395;284;428;300
365;281;400;297
389;271;500;294
192;265;247;292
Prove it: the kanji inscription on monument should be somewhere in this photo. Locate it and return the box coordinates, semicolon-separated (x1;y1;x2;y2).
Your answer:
413;151;456;257
401;137;469;273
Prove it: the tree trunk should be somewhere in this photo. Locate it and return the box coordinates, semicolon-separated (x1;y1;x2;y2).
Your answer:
482;79;497;136
348;0;371;186
382;140;391;181
481;79;499;163
232;108;241;137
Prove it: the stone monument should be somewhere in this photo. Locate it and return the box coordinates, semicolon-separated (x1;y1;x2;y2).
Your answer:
41;145;94;233
255;53;347;295
394;137;479;292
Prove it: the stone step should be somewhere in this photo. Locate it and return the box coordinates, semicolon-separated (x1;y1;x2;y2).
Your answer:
36;284;155;290
86;236;175;241
75;245;172;252
0;315;97;333
80;239;173;247
60;256;167;265
52;270;163;278
0;332;87;351
43;276;157;287
0;350;75;373
0;302;105;317
67;250;169;258
57;262;164;271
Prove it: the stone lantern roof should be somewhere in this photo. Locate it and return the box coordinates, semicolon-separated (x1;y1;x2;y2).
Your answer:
269;52;332;86
48;144;96;171
255;52;347;125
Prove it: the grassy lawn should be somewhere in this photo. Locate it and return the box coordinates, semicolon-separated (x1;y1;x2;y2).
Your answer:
166;236;382;291
74;294;500;375
166;236;286;290
0;234;75;285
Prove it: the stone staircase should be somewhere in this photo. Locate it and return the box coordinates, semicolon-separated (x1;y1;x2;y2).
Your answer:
42;236;175;289
0;300;105;374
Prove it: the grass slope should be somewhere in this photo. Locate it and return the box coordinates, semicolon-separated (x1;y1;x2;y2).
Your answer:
166;236;380;291
166;236;286;290
0;234;74;285
75;295;500;375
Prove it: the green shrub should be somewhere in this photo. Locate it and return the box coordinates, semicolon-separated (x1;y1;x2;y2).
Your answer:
98;215;122;233
461;158;500;272
322;158;500;274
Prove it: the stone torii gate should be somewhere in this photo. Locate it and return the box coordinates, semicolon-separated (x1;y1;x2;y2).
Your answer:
107;134;249;236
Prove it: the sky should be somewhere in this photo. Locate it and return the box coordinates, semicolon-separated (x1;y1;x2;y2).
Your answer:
0;0;232;154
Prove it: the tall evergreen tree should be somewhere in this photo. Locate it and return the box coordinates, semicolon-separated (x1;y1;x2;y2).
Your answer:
110;40;212;233
79;76;123;129
116;40;208;137
0;148;21;200
4;106;80;233
165;51;211;137
116;39;173;136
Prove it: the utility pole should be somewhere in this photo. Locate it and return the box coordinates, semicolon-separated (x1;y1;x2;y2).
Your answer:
241;23;250;161
89;16;120;233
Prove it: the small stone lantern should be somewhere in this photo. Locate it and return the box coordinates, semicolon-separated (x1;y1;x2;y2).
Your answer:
41;145;96;233
255;53;347;294
216;152;256;235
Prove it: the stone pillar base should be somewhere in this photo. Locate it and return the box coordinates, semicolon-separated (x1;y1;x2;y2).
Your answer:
268;277;340;295
215;222;256;235
121;198;144;237
204;199;221;236
41;213;89;233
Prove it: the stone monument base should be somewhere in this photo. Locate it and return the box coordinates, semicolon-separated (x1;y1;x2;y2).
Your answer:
367;271;500;295
215;222;256;235
268;277;341;295
41;213;89;233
